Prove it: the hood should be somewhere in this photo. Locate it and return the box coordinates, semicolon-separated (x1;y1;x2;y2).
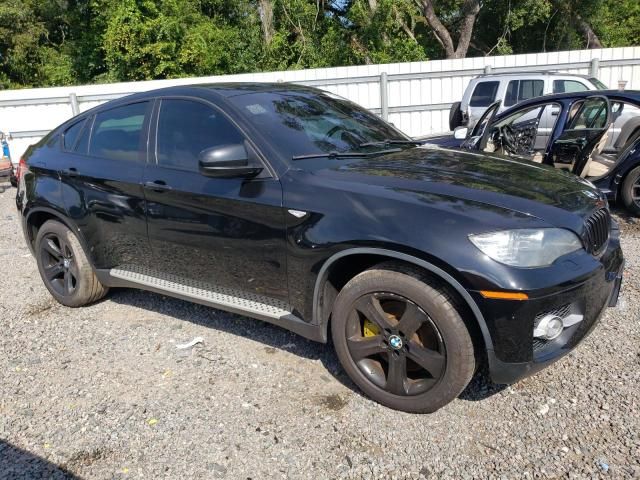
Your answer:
303;146;604;224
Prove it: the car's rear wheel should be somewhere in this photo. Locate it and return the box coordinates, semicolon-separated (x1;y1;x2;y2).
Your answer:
331;263;475;413
35;220;108;307
449;102;463;131
621;165;640;216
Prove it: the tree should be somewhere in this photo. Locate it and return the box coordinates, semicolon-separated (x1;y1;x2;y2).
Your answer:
0;0;75;88
552;1;603;48
420;0;481;59
1;0;639;89
336;0;428;65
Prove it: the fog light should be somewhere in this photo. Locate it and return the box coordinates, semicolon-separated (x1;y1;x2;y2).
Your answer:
533;314;565;340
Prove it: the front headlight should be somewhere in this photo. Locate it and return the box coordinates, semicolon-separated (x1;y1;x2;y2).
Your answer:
469;228;583;267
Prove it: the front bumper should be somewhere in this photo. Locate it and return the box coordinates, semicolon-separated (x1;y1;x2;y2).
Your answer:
475;229;624;385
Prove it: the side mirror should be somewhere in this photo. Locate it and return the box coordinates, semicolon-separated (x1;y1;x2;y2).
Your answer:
198;144;263;178
453;127;468;140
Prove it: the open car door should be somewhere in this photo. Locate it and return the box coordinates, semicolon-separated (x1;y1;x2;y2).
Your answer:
460;101;501;151
548;95;611;177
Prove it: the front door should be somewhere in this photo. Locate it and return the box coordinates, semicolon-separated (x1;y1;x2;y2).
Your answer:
461;101;501;151
549;96;611;177
142;98;288;302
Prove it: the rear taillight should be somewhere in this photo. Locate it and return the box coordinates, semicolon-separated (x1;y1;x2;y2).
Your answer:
15;156;27;182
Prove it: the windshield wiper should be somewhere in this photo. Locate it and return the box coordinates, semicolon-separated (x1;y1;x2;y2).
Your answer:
292;148;401;161
359;139;424;148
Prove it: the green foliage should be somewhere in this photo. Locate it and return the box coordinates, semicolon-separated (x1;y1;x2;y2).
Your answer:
0;0;638;89
585;0;640;47
344;0;427;64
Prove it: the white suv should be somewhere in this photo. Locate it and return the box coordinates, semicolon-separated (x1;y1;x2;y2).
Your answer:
450;72;607;131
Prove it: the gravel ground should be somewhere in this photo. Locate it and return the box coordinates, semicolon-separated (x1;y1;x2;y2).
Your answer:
0;180;639;479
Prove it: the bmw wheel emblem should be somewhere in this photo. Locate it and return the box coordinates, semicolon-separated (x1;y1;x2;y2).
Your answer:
389;335;403;350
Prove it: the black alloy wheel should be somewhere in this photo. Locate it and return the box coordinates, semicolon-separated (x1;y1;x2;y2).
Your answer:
631;177;640;209
622;165;640;216
346;293;446;396
39;232;79;297
35;220;108;307
332;263;476;413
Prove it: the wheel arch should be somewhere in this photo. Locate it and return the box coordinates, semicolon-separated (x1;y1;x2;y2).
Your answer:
614;118;640;151
616;154;640;197
312;248;494;353
25;207;95;267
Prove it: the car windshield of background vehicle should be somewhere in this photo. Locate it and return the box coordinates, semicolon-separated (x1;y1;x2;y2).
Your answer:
589;78;608;90
228;91;409;160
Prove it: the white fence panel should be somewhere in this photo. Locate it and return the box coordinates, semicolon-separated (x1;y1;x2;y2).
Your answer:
1;46;640;160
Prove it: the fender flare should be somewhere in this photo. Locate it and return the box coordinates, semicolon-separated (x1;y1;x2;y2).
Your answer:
24;207;95;267
312;247;494;352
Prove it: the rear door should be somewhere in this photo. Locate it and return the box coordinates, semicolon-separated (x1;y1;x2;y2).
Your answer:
549;96;611;176
59;101;152;269
142;97;288;301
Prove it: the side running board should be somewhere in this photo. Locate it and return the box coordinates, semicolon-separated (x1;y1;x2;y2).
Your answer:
101;265;324;343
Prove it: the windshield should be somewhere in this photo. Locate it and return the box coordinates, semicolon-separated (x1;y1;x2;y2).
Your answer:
589;78;608;90
227;90;409;160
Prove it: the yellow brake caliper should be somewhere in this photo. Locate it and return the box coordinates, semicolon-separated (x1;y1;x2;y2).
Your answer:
363;318;381;337
364;311;401;337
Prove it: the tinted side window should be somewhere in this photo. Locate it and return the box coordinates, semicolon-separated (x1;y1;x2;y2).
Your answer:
568;99;609;130
504;79;544;107
63;120;86;151
553;80;589;93
519;80;544;101
89;102;148;162
46;134;60;148
469;81;499;107
156;99;244;171
504;81;519;107
74;117;92;154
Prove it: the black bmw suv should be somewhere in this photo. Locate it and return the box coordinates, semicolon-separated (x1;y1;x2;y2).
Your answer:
16;84;624;413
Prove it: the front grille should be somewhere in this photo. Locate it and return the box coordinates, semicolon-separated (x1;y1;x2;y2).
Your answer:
532;338;547;351
583;208;610;255
534;304;571;324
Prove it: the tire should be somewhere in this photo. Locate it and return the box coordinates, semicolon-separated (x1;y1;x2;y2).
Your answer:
621;165;640;216
449;101;463;131
35;220;108;307
331;263;475;413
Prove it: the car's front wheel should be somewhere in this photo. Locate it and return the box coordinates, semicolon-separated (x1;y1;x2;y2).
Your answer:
331;263;475;413
621;165;640;216
35;220;108;307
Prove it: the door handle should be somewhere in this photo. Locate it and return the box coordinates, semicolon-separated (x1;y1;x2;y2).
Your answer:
62;167;78;177
144;180;172;192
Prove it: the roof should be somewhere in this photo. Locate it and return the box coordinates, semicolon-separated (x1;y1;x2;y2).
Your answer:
495;89;640;119
49;82;326;131
135;82;321;99
476;71;594;79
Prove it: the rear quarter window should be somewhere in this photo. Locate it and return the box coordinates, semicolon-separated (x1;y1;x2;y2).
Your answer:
63;120;86;151
469;81;500;107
